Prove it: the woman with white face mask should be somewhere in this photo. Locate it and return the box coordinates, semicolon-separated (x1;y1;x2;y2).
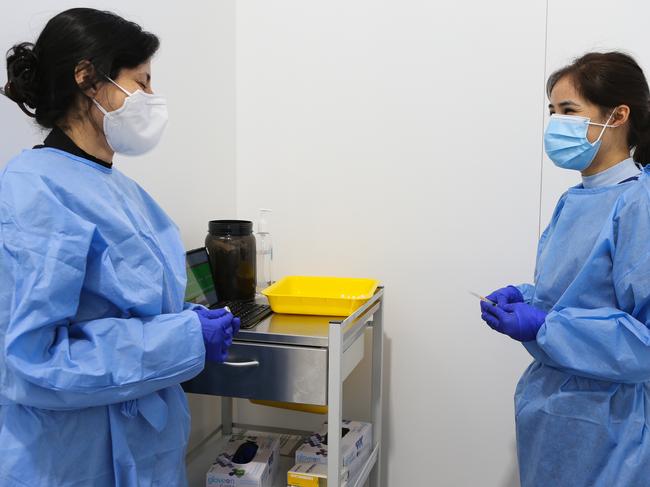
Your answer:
480;52;650;486
0;8;238;487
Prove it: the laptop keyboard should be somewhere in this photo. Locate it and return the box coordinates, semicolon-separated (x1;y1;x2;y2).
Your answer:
221;301;272;330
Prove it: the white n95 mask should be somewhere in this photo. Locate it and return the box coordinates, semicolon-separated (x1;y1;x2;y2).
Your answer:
93;76;168;156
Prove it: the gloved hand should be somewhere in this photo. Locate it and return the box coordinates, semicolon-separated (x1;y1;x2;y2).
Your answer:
194;308;241;363
485;285;524;306
480;302;547;342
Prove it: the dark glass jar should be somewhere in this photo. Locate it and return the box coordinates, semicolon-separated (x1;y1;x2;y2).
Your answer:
205;220;257;301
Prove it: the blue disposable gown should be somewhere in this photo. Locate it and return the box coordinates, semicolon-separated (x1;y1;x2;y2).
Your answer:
0;148;205;486
515;165;650;486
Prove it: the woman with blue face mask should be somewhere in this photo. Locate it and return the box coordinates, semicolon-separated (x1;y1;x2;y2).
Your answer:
0;8;238;487
481;52;650;486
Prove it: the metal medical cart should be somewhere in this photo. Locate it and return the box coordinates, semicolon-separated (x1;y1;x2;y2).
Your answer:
184;287;385;487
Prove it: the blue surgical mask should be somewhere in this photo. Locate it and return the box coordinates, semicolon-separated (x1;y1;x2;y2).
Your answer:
544;110;618;171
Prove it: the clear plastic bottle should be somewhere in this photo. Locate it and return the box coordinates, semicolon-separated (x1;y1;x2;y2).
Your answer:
256;209;273;293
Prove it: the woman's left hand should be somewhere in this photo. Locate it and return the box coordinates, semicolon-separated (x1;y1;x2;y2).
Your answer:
481;301;547;342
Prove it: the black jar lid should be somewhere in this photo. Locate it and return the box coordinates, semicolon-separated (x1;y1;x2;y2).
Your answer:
208;220;254;236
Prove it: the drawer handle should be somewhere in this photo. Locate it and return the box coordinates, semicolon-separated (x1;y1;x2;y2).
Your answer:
223;360;260;368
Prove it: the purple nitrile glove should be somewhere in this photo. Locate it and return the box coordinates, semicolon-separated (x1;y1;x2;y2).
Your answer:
480;302;547;342
194;308;240;363
485;285;524;307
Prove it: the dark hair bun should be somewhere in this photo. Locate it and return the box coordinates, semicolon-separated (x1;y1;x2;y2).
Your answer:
5;42;38;117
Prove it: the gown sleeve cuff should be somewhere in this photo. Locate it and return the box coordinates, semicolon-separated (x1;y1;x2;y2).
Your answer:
183;302;207;312
515;283;535;304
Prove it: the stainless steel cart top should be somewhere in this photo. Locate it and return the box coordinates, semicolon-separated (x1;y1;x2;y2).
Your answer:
237;288;384;348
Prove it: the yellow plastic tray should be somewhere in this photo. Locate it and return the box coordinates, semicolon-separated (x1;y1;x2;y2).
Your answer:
262;276;379;316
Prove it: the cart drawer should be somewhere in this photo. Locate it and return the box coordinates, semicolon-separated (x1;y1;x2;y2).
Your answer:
183;341;328;405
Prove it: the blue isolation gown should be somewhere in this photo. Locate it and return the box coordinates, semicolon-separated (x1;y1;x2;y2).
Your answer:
0;148;205;486
515;165;650;486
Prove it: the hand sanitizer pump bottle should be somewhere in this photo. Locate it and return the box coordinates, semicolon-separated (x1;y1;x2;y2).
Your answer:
256;209;273;293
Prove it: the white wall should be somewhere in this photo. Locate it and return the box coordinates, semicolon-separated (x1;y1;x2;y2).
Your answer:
0;1;237;452
234;1;547;485
541;0;650;225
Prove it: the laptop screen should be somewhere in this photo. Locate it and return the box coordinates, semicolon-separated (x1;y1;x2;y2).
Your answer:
185;248;218;307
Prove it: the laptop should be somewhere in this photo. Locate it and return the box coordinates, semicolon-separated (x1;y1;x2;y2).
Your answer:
185;247;273;329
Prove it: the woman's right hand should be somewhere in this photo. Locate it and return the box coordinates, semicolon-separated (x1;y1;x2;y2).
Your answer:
194;308;240;363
